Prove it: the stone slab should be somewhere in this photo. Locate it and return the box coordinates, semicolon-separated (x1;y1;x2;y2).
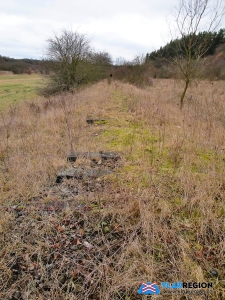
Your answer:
86;119;108;125
56;168;113;183
67;151;121;162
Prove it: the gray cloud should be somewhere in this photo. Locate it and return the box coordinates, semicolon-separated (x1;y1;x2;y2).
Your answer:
0;0;224;60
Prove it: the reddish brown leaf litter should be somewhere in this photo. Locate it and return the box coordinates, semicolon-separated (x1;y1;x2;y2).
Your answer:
0;151;130;299
1;182;132;300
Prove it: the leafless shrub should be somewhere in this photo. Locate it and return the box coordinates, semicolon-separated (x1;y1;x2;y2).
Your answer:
166;0;225;108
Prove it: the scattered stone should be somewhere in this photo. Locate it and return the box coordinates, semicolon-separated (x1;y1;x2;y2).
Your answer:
210;269;218;277
83;241;94;250
56;168;113;183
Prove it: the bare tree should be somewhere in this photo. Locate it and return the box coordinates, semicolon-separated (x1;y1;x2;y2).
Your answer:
41;30;91;95
169;0;225;108
89;51;112;65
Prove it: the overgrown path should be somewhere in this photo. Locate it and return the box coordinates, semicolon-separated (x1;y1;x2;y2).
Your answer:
1;80;225;299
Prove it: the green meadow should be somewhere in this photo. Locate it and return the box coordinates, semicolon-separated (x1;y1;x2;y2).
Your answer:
0;74;41;110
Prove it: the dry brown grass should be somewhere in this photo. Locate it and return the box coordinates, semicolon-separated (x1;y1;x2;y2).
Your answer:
0;78;225;299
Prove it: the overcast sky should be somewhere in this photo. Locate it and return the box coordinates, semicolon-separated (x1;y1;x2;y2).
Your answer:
0;0;224;63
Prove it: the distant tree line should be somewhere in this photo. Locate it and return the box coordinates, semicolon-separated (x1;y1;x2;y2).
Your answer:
146;29;225;62
0;55;44;74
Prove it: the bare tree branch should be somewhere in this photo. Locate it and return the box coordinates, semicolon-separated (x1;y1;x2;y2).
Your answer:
168;0;225;108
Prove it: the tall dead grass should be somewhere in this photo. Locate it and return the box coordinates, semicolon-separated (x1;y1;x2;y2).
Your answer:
1;79;225;299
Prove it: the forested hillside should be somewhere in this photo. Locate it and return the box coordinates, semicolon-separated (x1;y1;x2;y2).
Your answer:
146;29;225;61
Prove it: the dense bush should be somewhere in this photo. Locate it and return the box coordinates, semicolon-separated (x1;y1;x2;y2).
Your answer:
39;30;113;96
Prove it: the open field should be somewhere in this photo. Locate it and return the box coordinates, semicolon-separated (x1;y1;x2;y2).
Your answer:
0;74;41;111
0;79;225;299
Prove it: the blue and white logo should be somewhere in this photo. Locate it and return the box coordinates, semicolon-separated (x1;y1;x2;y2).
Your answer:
138;282;160;295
